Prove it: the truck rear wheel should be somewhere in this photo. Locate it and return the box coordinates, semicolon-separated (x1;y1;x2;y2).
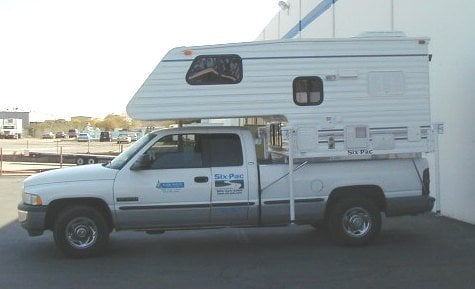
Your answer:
327;197;381;246
53;206;109;257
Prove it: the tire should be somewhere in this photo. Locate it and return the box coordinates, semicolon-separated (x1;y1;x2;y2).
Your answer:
76;157;85;165
327;197;381;246
87;158;96;164
53;206;109;258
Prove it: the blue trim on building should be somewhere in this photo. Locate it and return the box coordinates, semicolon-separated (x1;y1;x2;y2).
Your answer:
282;0;339;39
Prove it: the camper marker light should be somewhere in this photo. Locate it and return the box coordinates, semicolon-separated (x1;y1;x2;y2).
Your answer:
418;40;426;45
184;49;193;56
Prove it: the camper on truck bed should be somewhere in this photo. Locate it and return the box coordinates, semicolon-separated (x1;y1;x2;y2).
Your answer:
18;33;436;257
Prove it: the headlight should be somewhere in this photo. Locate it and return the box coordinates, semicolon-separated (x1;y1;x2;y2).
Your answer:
22;192;43;206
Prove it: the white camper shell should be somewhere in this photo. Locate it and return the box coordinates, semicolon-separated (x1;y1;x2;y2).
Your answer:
127;33;433;158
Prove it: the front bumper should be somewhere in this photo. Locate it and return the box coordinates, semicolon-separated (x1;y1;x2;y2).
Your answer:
17;203;48;236
386;195;435;217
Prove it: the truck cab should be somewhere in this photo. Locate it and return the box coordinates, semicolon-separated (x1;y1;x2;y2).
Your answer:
111;127;258;228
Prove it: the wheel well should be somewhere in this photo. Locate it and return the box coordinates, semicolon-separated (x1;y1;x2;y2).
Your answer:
325;185;386;218
45;198;114;231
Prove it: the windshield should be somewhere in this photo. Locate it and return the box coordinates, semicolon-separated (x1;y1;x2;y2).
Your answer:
105;133;156;170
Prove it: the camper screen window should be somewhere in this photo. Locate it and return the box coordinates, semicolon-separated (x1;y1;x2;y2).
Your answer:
293;77;324;106
186;55;242;85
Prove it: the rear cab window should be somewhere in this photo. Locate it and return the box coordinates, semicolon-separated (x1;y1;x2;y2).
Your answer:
201;134;243;167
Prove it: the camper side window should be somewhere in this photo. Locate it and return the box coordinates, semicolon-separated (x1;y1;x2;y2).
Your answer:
186;55;242;85
293;77;324;106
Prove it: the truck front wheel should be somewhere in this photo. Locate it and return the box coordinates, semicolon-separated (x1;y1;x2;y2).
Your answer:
327;198;381;246
53;206;109;257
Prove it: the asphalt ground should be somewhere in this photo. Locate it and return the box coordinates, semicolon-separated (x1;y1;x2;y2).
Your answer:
1;176;474;289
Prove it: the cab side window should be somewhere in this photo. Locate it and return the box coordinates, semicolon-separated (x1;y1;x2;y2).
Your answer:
202;134;243;167
146;134;203;169
143;133;243;169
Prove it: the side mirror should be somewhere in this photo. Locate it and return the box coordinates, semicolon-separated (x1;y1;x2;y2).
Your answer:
130;154;152;171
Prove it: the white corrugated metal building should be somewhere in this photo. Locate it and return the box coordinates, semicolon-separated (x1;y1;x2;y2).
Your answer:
257;0;474;224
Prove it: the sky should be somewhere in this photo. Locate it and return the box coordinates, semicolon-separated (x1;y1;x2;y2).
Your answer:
0;0;280;121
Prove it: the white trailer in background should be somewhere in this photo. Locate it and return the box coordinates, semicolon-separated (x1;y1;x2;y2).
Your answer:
0;118;23;139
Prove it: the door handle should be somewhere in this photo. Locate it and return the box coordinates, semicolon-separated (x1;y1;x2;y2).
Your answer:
194;176;209;183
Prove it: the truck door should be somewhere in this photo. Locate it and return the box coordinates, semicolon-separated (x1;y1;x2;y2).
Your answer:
201;133;250;225
113;134;211;229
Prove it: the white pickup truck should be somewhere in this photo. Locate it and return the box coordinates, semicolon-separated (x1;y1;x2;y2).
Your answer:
18;126;434;257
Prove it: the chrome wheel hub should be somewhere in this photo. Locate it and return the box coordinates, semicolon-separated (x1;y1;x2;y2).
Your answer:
65;217;98;249
342;207;372;238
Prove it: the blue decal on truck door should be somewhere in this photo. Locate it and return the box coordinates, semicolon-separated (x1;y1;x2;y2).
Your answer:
156;181;185;193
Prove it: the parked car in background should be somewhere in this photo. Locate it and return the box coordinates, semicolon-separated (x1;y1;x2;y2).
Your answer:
55;131;67;138
77;133;91;142
129;132;138;141
68;129;79;138
42;132;54;139
99;131;112;142
117;133;131;144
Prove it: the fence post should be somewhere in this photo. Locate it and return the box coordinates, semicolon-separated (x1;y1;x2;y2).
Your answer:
60;146;63;168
